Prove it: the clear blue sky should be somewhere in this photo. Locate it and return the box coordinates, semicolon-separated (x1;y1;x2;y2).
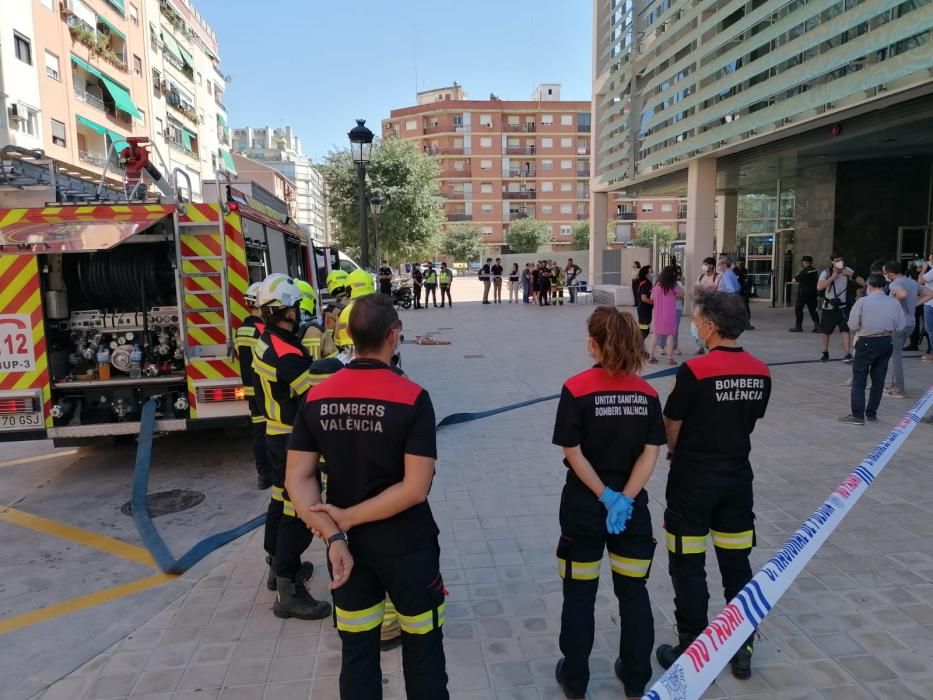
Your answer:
195;0;593;162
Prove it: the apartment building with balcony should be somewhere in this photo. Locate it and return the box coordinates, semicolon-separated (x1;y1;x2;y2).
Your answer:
591;0;933;301
383;84;592;251
610;196;687;244
231;126;327;241
0;0;231;200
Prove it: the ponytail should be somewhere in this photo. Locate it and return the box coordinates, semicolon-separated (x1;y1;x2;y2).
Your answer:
587;306;644;376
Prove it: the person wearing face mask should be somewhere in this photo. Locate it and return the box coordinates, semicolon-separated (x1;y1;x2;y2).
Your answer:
715;255;742;295
631;260;642;307
696;257;719;291
439;262;453;307
656;290;771;682
636;265;654;342
252;273;333;621
817;254;855;363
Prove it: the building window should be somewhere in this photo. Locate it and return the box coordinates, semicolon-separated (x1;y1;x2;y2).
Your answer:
50;119;66;147
507;115;519;125
481;204;493;214
541;114;553;125
560;114;573;126
14;32;32;65
661;202;673;213
479;114;492;127
541;204;553;215
453;114;463;127
480;183;493;194
561;203;572;214
129;2;139;24
453;137;463;148
137;108;145;125
155;117;163;136
152;68;161;98
541;137;553;148
560;137;572;148
578;113;591;132
480;159;492;170
453;160;464;171
641;202;654;213
405;119;417;131
480;136;492;148
206;80;213;96
133;54;142;76
541;159;553;171
560;182;573;192
560;224;572;236
39;0;53;8
44;51;60;80
560;159;572;170
482;226;493;237
13;106;38;136
541;182;553;192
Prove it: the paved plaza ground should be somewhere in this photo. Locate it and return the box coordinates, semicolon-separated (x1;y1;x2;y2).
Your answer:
9;280;933;700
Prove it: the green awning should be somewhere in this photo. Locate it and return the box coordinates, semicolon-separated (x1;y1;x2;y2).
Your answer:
217;113;227;128
71;54;102;79
96;15;125;40
219;148;236;174
98;74;141;119
105;0;125;14
76;115;129;152
177;43;194;68
181;128;196;151
161;32;184;64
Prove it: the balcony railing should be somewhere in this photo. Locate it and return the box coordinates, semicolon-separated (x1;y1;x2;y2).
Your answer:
509;212;531;221
78;150;107;167
506;146;535;155
503;191;535;200
576;169;590;177
577;124;591;133
447;213;473;221
442;191;465;200
443;168;471;177
507;168;535;178
74;85;105;111
423;124;447;134
438;147;466;155
615;212;636;220
503;123;535;133
576;213;589;220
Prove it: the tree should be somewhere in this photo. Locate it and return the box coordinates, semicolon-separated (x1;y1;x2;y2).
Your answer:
441;223;483;262
633;222;677;250
571;221;589;250
320;138;445;264
507;218;552;253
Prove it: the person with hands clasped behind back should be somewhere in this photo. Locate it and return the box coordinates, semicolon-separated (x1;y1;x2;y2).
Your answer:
551;306;664;700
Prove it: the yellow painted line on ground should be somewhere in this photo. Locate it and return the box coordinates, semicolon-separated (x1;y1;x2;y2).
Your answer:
0;572;176;636
0;449;81;470
0;507;157;568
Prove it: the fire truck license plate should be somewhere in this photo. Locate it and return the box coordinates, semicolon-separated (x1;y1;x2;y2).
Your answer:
0;413;42;429
0;314;36;372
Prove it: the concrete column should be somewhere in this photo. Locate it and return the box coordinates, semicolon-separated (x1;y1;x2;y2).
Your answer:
685;158;717;304
590;190;609;286
716;192;737;254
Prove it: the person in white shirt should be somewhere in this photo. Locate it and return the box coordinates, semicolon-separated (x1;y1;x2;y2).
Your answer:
817;254;856;363
920;255;933;362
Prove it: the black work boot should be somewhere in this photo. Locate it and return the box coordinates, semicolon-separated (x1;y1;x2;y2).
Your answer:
265;555;276;591
656;632;696;669
554;658;585;699
273;577;331;620
730;635;754;679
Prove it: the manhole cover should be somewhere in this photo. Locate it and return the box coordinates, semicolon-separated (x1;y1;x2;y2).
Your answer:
463;354;485;359
121;489;205;518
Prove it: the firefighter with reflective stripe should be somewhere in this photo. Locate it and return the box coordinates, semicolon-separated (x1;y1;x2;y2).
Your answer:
551;306;664;700
322;270;350;358
656;290;772;681
234;281;273;490
334;268;377;361
253;273;331;621
295;279;323;360
287;294;448;699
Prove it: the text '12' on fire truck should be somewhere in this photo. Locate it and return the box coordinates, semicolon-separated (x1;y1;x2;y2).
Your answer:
0;140;347;445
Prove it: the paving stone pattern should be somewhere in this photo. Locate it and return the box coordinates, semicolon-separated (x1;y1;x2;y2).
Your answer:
38;294;933;699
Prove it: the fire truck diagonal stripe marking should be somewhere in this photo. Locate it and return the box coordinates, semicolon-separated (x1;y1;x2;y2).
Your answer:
0;261;37;309
180;235;221;258
182;259;223;274
185;275;222;292
0;209;27;228
183;206;210;223
187;327;226;346
0;256;32;290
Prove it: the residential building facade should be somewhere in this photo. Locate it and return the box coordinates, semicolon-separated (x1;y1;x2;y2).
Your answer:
610;196;687;245
231;126;327;241
591;0;933;301
0;0;232;200
230;152;297;220
383;84;592;251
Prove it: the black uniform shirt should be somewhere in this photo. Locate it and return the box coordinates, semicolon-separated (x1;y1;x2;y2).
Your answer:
795;266;819;298
378;266;393;294
235;315;265;397
664;346;771;482
290;358;439;554
252;324;314;434
553;367;665;488
637;280;653;325
491;264;503;279
480;264;491;281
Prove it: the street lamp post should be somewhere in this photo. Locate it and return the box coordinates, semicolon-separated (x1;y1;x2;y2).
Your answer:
348;119;374;268
369;194;383;265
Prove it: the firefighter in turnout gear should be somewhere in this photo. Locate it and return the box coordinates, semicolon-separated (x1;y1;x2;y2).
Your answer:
253;273;332;620
551;306;662;699
235;281;273;490
286;294;448;699
322;270;351;358
656;290;771;681
295;279;323;361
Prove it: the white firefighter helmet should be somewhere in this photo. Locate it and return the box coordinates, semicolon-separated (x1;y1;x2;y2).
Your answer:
244;281;262;306
257;273;302;309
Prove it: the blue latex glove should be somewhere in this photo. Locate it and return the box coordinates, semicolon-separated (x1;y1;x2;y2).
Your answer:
599;488;634;535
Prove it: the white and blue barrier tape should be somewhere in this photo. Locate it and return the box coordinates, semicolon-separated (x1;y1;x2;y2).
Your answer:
643;386;933;700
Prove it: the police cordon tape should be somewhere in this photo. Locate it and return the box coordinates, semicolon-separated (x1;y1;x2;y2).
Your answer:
642;386;933;700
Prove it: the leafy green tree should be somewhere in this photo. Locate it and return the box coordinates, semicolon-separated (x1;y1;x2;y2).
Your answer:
507;218;552;253
320;138;444;263
571;221;589;250
441;223;483;262
633;222;677;250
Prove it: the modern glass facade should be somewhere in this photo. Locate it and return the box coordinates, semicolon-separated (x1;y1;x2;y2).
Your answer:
593;0;933;187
